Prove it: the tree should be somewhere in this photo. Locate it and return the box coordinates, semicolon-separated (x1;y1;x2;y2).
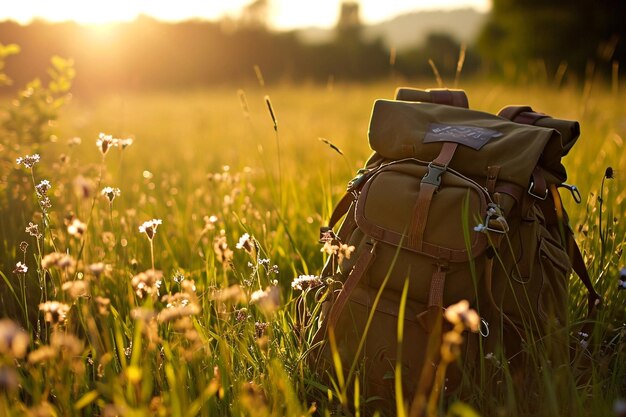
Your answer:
478;0;626;80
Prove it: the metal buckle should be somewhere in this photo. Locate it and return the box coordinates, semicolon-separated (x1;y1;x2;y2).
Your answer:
528;181;548;200
421;162;446;187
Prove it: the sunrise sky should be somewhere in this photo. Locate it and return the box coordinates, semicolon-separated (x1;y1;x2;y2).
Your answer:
0;0;490;29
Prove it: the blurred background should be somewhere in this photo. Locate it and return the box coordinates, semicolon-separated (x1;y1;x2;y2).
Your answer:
0;0;624;96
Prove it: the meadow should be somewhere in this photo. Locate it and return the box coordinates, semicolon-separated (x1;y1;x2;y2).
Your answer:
0;52;625;416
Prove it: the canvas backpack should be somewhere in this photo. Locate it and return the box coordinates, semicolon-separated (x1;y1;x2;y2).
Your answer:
309;87;601;415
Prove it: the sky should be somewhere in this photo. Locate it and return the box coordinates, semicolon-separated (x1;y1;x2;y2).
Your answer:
0;0;491;30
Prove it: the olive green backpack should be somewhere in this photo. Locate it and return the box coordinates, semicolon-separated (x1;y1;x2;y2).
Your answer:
309;87;601;415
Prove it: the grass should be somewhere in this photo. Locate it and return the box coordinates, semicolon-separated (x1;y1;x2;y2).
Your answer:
0;77;624;416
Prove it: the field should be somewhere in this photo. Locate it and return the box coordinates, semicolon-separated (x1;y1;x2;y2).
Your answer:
1;67;625;416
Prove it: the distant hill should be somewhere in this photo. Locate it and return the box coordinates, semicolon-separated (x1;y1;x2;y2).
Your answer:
296;8;487;50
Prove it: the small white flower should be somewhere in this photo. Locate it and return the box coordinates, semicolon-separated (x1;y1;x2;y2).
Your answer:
13;262;28;274
139;219;162;240
96;133;115;155
235;233;254;253
291;275;322;291
16;154;40;168
101;186;121;202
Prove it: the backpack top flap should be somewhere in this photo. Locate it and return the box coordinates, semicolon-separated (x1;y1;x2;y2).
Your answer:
368;100;567;187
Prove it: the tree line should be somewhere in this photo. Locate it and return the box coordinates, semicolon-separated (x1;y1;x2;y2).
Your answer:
0;0;623;94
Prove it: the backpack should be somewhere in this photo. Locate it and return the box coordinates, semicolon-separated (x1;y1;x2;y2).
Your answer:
309;87;601;415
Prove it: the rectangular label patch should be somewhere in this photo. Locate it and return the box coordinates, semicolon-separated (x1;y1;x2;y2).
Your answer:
424;123;503;150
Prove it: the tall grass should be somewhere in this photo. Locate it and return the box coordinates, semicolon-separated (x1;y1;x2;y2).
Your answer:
0;63;624;417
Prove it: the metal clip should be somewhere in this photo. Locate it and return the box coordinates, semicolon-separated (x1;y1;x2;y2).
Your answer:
480;318;490;337
558;183;582;204
528;181;548;200
421;162;446;188
476;203;509;234
347;168;369;191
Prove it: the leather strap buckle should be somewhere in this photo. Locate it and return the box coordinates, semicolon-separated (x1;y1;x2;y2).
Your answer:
421;162;446;188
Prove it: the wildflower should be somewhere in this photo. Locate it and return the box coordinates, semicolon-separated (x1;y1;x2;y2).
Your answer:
338;244;355;263
172;271;185;283
236;232;254;253
118;137;133;149
39;195;52;212
39;301;71;325
67;217;87;238
213;231;233;268
89;262;107;278
139;219;162;240
73;175;95;199
96;133;115;155
62;280;90;299
19;241;28;253
250;286;280;315
203;215;218;232
16;153;40;168
101;186;121;203
35;179;51;196
94;296;111;316
321;241;339;256
255;322;270;338
157;302;201;323
25;222;41;238
13;261;28;274
444;300;480;332
291;275;322;291
41;252;76;270
131;269;163;300
441;330;464;362
67;136;82;146
0;319;30;359
235;308;249;322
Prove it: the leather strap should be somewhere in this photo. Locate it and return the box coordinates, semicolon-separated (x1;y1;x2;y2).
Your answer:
408;142;459;251
328;191;356;231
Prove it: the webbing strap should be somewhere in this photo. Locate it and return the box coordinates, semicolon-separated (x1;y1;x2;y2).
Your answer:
416;265;447;333
408;142;458;251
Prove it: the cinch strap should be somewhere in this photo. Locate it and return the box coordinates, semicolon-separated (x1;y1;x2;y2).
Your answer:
408;142;459;251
